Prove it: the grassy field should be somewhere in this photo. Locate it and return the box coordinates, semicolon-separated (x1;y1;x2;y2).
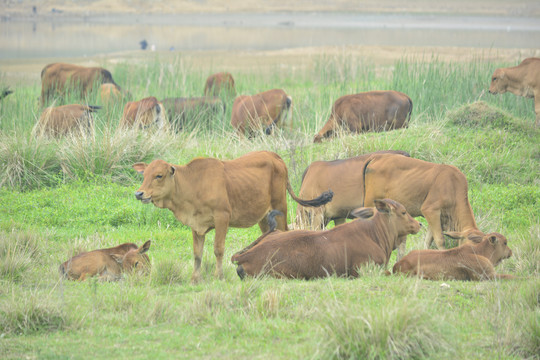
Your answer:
0;51;539;359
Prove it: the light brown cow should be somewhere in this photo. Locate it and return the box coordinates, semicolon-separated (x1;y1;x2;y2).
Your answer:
231;89;292;136
40;63;122;106
231;199;421;279
59;241;151;281
132;151;333;283
36;104;100;137
296;150;410;230
392;233;513;280
360;153;496;251
120;96;167;129
161;96;225;131
204;72;236;97
489;57;540;127
314;91;413;143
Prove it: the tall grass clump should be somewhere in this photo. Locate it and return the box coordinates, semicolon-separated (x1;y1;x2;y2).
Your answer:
316;297;452;359
0;230;42;282
0;133;61;190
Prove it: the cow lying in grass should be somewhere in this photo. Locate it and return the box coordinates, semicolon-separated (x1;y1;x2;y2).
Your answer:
59;241;151;281
231;199;421;279
36;104;100;137
392;233;512;281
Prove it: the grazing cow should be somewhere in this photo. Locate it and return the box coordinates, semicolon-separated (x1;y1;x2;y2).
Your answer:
59;241;152;281
204;72;236;97
296;150;410;230
36;104;100;137
359;153;497;251
231;199;421;279
132;151;333;283
161;96;225;131
40;62;122;106
489;57;540;127
120;96;167;129
313;91;413;143
231;89;293;136
392;233;513;280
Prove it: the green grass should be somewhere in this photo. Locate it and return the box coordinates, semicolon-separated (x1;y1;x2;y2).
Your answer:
0;53;539;359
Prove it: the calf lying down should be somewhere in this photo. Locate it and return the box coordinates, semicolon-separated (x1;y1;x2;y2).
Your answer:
392;233;513;280
59;241;151;281
231;199;421;279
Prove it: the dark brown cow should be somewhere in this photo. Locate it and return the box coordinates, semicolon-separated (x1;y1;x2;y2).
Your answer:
392;233;513;280
161;96;225;131
489;57;540;127
314;91;412;143
231;199;421;279
120;96;167;129
40;63;122;106
36;104;100;137
59;241;151;281
231;89;292;136
204;72;236;97
132;151;333;283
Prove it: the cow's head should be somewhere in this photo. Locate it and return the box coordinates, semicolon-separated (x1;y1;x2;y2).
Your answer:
133;160;177;208
481;233;512;266
489;68;506;94
351;199;421;237
111;240;152;274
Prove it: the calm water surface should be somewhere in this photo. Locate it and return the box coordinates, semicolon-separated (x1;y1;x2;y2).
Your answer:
1;13;539;59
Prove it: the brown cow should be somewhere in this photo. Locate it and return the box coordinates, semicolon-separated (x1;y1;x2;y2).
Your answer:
313;91;413;143
231;89;292;136
489;57;540;127
132;151;333;283
204;72;236;97
36;104;100;137
231;199;421;279
360;153;496;251
120;96;167;129
40;63;122;106
392;233;513;280
296;150;410;230
161;96;225;131
59;241;151;281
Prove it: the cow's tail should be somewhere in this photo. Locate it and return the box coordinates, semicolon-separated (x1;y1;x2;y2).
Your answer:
406;97;413;125
86;105;102;113
231;210;282;263
287;180;333;207
361;155;377;207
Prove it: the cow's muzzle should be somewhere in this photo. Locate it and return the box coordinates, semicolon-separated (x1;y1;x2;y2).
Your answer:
135;191;151;203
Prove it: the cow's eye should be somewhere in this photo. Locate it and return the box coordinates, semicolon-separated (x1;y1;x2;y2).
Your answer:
156;175;163;179
402;211;406;215
134;261;139;268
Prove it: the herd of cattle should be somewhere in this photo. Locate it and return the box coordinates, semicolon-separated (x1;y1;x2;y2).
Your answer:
26;57;538;283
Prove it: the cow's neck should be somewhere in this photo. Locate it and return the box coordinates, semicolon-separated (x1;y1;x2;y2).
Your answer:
360;215;397;262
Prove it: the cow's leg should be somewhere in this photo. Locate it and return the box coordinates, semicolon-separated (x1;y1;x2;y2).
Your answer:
424;228;434;249
420;206;445;249
191;230;206;284
213;214;230;279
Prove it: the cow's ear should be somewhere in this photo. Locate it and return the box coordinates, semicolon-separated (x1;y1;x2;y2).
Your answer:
443;231;465;240
488;234;498;245
350;207;374;219
374;199;391;214
133;162;147;174
110;254;123;264
170;166;175;176
139;240;151;254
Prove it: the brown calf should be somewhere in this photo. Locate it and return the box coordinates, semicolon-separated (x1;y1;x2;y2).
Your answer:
36;104;100;137
59;241;151;281
231;199;421;279
392;233;513;280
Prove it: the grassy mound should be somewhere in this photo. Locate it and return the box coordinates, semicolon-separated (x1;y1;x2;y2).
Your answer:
447;101;530;131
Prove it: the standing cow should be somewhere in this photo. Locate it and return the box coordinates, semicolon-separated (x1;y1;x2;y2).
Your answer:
231;199;421;279
489;57;540;127
314;91;412;143
36;104;100;137
132;151;333;283
204;72;236;97
40;63;123;106
120;96;167;129
231;89;293;137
